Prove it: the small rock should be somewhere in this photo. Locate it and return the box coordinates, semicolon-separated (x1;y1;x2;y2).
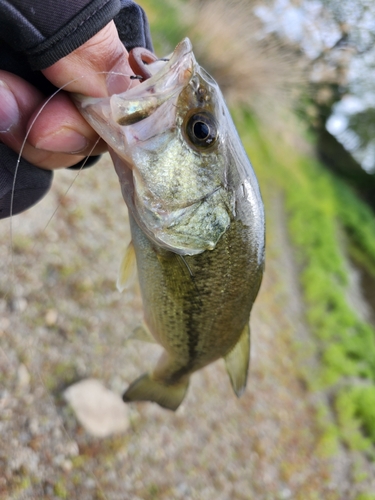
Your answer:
9;446;39;473
63;378;129;438
65;440;79;457
175;482;190;497
17;364;30;389
28;418;39;436
0;316;9;329
45;309;58;326
61;459;73;472
280;488;292;499
14;297;28;312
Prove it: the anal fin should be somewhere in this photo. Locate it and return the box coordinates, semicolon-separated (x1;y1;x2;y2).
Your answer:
123;373;189;411
224;323;250;397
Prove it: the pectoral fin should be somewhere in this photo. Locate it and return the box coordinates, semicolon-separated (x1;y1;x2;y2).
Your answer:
123;373;189;411
131;323;156;343
224;323;250;397
117;241;137;292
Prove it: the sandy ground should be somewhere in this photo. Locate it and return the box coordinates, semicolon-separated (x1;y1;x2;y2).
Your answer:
0;154;371;499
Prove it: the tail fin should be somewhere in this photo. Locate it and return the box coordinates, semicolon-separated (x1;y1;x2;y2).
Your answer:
123;374;189;411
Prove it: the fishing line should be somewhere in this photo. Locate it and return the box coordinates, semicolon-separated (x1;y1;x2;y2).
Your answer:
38;136;100;238
6;70;132;500
7;70;131;293
10;73;124;241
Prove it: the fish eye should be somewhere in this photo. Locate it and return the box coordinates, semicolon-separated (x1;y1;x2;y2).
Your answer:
185;112;217;149
193;121;209;140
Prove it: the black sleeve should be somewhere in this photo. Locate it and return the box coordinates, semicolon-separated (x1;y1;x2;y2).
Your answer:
0;0;152;70
0;145;53;219
0;0;153;219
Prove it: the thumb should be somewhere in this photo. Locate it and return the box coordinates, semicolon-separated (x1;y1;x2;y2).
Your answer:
42;21;137;98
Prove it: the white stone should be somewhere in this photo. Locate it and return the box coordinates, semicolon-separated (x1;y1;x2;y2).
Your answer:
17;363;30;389
63;378;129;438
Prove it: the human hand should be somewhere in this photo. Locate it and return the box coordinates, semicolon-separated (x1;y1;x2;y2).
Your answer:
0;21;138;171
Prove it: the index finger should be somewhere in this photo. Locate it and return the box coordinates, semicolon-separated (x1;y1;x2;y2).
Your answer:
42;21;138;97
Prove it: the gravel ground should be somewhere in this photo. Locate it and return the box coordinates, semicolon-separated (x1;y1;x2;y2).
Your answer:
0;154;370;499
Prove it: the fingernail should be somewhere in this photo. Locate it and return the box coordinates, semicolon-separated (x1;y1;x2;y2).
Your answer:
106;58;134;95
0;80;20;132
35;128;88;153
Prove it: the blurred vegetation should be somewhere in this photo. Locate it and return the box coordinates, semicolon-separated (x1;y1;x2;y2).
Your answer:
140;0;375;482
243;113;375;458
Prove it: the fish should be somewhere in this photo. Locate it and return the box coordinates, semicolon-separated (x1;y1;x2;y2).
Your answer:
74;38;265;411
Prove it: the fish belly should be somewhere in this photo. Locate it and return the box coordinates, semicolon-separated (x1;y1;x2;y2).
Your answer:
129;212;262;381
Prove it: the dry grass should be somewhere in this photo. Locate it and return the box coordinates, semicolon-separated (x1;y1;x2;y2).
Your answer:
181;0;308;121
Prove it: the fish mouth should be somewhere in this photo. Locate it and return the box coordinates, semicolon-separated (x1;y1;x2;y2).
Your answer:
108;39;195;127
74;38;196;158
127;42;191;83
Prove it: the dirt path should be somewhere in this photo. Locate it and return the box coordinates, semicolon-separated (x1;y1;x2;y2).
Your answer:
0;155;357;499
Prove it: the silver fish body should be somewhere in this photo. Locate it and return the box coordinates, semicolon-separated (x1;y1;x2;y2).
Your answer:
75;38;265;410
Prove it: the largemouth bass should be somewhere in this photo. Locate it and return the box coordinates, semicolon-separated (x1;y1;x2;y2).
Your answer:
75;38;265;411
